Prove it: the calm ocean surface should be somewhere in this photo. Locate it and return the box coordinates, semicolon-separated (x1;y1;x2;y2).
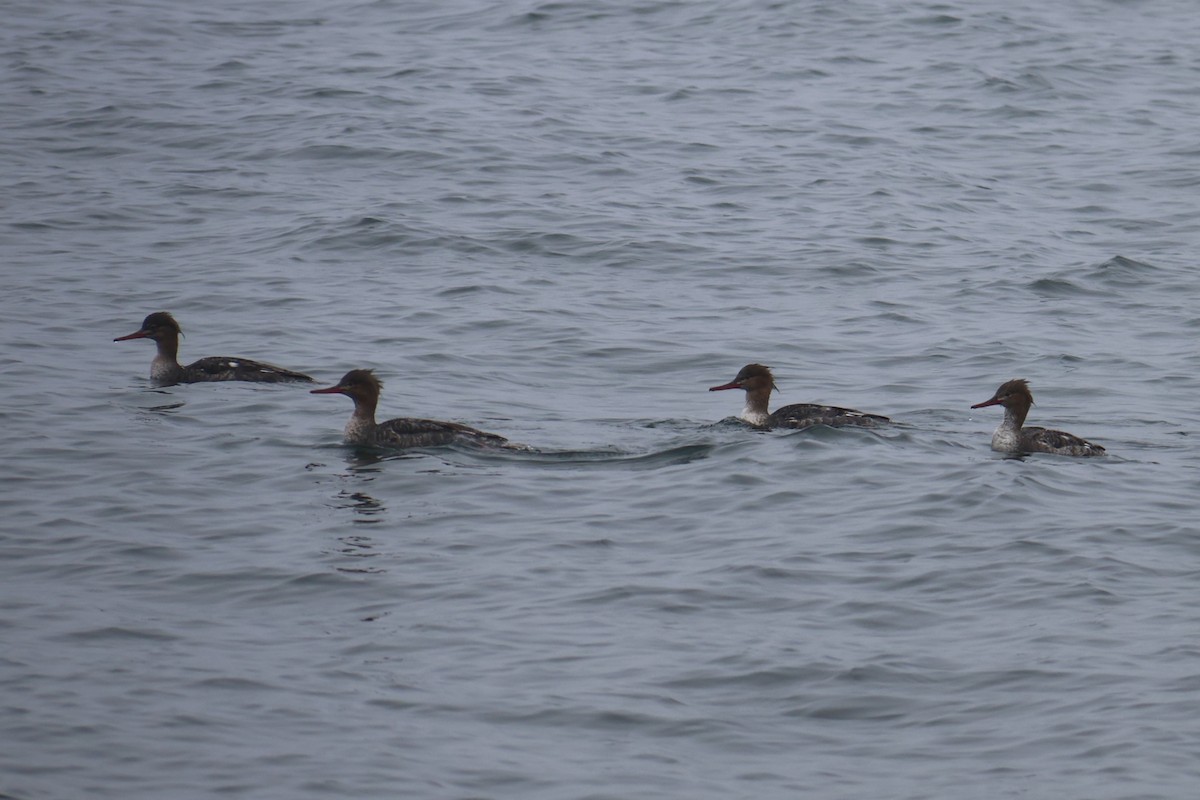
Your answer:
4;1;1200;797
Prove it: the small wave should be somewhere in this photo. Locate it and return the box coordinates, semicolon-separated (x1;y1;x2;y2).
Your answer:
479;442;719;470
1090;254;1165;284
1028;277;1092;296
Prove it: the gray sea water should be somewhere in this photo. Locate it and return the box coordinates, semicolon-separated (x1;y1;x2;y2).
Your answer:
4;0;1200;797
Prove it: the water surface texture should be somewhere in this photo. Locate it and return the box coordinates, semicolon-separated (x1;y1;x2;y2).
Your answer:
4;1;1200;798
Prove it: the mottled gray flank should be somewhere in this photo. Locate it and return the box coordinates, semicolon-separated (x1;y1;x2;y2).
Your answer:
3;0;1200;798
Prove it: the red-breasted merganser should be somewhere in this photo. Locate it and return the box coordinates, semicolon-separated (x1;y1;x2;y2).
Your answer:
311;369;511;449
115;312;314;386
971;379;1105;457
709;363;890;429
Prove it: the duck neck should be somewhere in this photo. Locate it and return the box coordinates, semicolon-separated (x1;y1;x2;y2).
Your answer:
1004;401;1030;430
991;403;1028;451
345;394;379;441
740;386;773;426
150;333;184;383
